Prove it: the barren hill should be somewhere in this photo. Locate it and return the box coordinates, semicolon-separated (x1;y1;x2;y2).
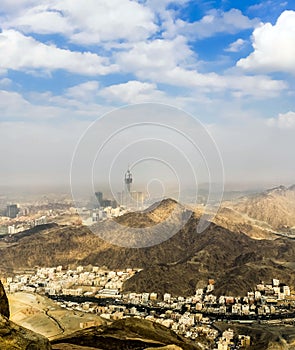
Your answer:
222;185;295;233
51;318;204;350
1;198;295;296
115;198;180;228
195;185;295;241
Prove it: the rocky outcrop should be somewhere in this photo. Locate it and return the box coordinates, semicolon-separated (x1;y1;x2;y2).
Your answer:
52;344;184;350
0;279;52;349
145;346;184;350
0;313;52;350
0;280;9;318
52;345;100;350
52;318;202;350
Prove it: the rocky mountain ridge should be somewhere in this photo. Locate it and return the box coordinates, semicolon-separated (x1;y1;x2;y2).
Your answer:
51;318;203;350
221;184;295;233
1;197;295;296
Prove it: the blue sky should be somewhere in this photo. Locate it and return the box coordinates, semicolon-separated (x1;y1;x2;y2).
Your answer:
0;0;295;190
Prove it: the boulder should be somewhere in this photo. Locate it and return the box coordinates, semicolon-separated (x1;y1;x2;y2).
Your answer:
0;280;9;318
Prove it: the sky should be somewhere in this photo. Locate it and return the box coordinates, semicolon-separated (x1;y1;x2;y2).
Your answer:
0;0;295;195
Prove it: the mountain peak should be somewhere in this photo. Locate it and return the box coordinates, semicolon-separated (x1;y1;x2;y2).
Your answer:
265;185;287;194
143;197;180;213
115;198;186;229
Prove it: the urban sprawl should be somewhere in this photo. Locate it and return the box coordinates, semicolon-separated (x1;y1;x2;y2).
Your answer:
2;266;295;350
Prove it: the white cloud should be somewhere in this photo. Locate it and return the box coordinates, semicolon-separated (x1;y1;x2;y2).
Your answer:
147;0;189;9
267;111;295;129
0;78;12;88
5;4;72;35
116;36;286;97
2;0;157;44
248;1;288;13
0;89;68;120
237;10;295;74
26;90;109;119
0;30;117;75
117;36;195;74
0;0;40;13
165;9;259;39
0;85;109;122
1;3;258;45
100;80;212;108
225;38;247;52
100;81;166;104
226;74;286;98
0;2;285;99
66;81;100;101
65;0;157;44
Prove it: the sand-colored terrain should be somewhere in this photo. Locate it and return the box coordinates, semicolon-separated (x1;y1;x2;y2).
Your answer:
8;292;105;340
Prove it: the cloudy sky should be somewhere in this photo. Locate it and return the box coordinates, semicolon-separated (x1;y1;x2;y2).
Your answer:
0;0;295;193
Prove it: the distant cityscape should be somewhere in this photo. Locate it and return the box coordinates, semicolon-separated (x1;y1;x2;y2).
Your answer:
0;202;48;235
0;191;145;234
0;168;148;234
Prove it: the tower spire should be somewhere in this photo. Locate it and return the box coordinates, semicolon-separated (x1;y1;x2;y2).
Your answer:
124;167;132;208
125;167;132;193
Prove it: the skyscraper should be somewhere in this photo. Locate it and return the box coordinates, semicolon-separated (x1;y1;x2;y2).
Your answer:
95;192;103;207
6;204;19;219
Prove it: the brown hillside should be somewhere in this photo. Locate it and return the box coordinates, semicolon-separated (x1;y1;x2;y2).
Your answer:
1;198;295;296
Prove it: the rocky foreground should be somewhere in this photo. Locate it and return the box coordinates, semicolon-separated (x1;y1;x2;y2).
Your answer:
1;279;295;349
0;280;51;349
0;280;202;350
51;317;203;350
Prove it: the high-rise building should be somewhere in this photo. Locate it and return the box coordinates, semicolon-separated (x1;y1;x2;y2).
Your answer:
130;191;144;210
94;192;117;208
6;204;19;219
95;192;103;207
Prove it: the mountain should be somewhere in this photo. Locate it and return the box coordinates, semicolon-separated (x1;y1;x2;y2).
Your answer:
211;206;278;240
1;198;295;296
51;318;205;350
221;185;295;234
98;198;191;247
115;198;180;227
